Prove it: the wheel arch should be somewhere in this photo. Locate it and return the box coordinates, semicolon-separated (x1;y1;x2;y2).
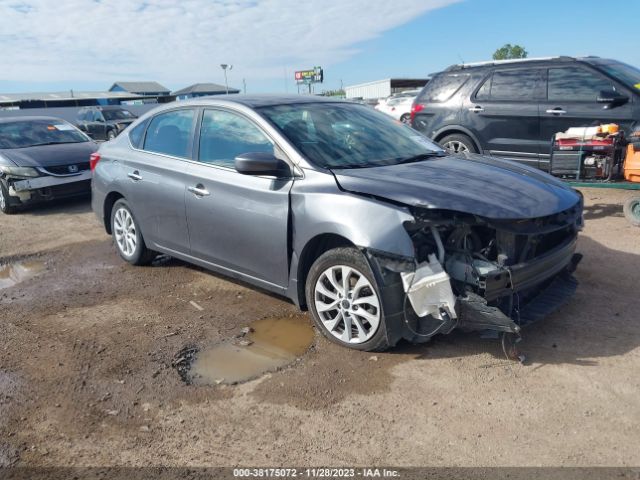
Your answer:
433;126;482;152
103;191;125;234
295;233;355;310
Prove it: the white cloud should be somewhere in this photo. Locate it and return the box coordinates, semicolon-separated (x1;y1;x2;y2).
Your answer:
0;0;459;86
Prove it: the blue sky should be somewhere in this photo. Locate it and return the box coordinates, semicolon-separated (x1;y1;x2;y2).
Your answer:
1;0;639;95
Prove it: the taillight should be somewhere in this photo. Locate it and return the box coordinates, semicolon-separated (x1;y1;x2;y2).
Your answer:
410;103;425;122
89;153;101;172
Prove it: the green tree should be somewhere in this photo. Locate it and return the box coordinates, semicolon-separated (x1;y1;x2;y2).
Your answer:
492;44;528;60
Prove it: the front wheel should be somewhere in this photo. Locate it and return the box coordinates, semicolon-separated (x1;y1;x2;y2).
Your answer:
0;180;17;214
306;247;389;351
106;129;117;141
624;196;640;227
110;199;156;265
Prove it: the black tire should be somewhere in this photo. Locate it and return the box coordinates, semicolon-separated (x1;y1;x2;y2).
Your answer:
439;133;478;154
110;199;156;265
0;179;17;214
106;129;117;141
305;247;390;352
400;113;411;124
624;196;640;227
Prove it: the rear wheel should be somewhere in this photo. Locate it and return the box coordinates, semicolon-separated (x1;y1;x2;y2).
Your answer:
306;247;389;351
440;133;478;154
400;113;411;124
110;199;156;265
0;180;17;214
624;196;640;227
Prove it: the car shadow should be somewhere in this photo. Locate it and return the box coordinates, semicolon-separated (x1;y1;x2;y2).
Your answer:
582;202;624;220
18;195;92;216
388;234;640;367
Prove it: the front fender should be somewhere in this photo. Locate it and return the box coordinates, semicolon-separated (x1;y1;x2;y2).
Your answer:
288;168;415;305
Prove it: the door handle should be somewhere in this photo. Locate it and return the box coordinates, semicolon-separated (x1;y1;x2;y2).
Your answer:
188;185;210;197
546;108;567;115
127;171;142;181
468;105;484;113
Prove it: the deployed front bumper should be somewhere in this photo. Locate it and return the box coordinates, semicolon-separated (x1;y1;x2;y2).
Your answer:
12;170;92;192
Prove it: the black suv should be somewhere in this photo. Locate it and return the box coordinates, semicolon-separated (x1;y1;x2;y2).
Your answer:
76;106;137;141
411;57;640;171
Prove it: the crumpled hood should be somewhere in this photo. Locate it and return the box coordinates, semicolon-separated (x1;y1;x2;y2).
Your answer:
1;141;98;168
332;153;581;219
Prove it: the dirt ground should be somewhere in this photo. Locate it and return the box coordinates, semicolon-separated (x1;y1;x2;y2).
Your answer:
1;188;639;468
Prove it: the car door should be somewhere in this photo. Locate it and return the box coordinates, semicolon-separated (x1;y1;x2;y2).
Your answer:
539;65;636;170
86;110;102;139
184;108;293;290
122;108;197;253
468;67;544;167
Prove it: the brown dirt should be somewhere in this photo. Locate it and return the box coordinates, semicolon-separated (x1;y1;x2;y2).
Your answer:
0;188;639;467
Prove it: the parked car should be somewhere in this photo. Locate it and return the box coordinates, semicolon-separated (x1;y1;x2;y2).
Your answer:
0;116;97;214
375;93;419;124
76;106;137;141
92;96;583;352
411;56;640;171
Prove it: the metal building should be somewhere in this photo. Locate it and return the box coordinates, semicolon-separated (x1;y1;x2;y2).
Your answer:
345;78;429;100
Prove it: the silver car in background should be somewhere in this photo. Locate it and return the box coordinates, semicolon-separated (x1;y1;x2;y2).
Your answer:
92;95;583;352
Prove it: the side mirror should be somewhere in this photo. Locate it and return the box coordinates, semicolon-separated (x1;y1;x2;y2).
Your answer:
234;152;291;177
597;90;629;109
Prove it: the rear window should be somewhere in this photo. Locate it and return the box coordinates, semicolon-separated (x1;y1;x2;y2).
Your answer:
416;73;469;103
0;119;89;149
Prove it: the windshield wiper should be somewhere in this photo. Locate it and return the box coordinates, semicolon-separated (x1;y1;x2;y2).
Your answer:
395;152;446;165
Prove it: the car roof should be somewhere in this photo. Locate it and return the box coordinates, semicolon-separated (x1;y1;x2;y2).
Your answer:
442;56;608;72
175;94;351;109
0;116;69;124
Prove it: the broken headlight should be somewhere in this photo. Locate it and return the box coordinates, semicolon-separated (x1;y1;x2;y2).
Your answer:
0;165;39;177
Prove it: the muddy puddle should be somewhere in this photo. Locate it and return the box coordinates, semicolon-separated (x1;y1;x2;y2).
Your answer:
178;316;314;385
0;260;46;290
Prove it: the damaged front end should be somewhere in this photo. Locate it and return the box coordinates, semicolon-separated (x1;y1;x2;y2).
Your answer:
370;201;584;350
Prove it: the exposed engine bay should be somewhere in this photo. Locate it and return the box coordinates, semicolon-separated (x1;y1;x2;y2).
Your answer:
389;200;584;355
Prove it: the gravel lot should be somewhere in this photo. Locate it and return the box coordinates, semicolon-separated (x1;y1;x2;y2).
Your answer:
1;188;639;467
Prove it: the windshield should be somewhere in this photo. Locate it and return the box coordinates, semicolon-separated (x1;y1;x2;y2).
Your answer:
0;119;89;149
596;60;640;91
258;102;444;169
102;109;135;121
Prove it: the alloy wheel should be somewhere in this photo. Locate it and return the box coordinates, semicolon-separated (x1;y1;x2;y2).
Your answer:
314;265;381;344
113;207;137;257
442;140;469;154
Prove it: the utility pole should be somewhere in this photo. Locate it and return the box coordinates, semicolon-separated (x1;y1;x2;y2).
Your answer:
220;64;233;94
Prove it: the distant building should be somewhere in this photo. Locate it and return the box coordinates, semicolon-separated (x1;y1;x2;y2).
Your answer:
173;83;240;100
109;81;171;97
0;90;155;110
344;78;429;100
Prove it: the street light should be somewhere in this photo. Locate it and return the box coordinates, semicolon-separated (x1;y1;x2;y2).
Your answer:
220;64;233;94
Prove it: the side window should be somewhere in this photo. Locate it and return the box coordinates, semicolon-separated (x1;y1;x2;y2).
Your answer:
490;69;541;101
128;119;149;149
417;74;469;103
475;74;491;100
198;109;274;168
143;109;195;158
548;67;615;102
